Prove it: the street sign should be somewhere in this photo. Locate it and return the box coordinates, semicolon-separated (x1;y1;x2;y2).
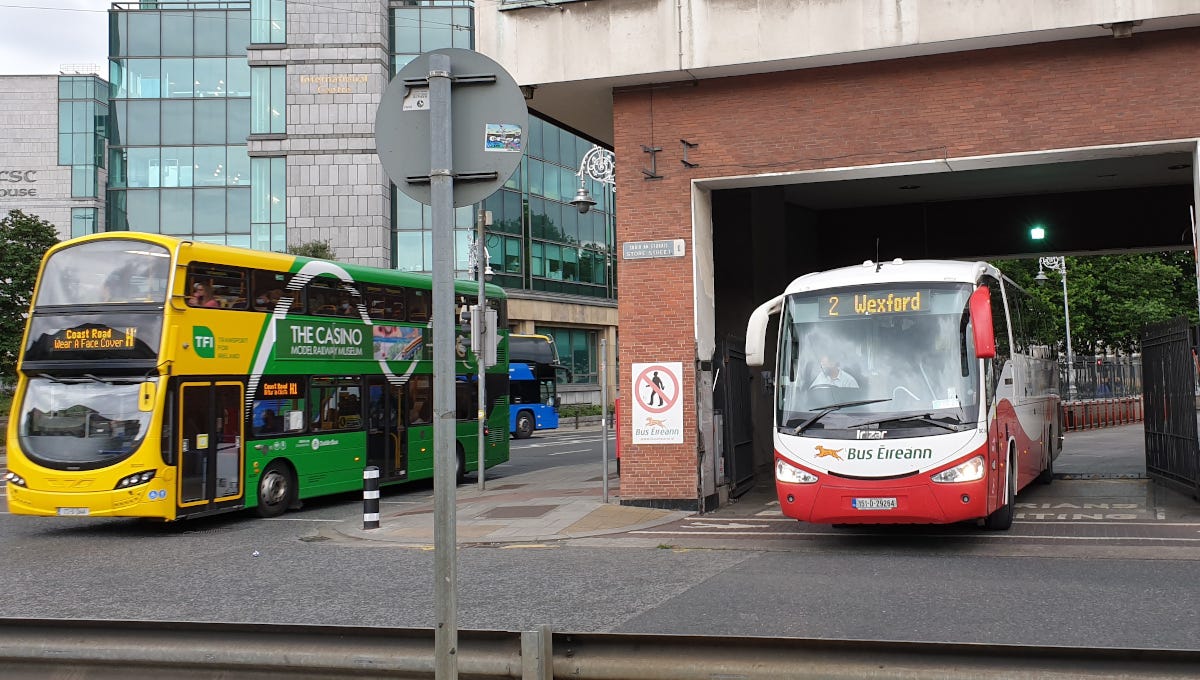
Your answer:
623;239;686;260
374;49;528;208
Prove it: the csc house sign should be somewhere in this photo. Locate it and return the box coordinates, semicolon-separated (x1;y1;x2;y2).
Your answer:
0;170;38;199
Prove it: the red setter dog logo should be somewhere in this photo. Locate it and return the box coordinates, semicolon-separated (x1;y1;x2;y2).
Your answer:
644;416;666;428
814;445;844;461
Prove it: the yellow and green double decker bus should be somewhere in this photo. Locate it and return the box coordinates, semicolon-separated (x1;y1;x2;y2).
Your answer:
5;233;510;520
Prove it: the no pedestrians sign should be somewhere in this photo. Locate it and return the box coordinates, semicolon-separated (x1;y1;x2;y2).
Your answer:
631;362;683;444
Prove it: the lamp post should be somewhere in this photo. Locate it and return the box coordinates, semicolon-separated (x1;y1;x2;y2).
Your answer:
1036;256;1074;399
569;145;615;214
470;208;493;491
568;146;616;491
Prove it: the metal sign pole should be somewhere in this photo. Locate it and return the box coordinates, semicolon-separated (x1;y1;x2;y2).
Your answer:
601;338;609;503
373;50;526;680
428;52;458;680
477;206;487;492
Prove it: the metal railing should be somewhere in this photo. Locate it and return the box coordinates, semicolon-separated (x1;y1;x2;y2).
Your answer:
0;618;1197;679
1063;354;1142;400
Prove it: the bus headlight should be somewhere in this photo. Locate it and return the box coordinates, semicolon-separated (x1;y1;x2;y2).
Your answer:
4;472;27;487
776;458;818;484
115;470;157;489
931;456;986;483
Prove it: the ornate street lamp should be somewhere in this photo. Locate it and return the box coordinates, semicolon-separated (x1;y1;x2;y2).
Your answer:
569;145;615;214
1036;256;1074;399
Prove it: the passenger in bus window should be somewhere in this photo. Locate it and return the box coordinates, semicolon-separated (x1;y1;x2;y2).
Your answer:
810;355;859;388
190;282;219;308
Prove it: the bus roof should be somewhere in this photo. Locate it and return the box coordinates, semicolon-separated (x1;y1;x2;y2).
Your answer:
47;232;507;299
782;259;998;295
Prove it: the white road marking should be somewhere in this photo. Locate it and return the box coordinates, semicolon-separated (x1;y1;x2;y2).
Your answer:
548;449;590;456
265;517;342;522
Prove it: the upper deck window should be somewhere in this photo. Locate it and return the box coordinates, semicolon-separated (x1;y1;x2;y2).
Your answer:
36;239;170;307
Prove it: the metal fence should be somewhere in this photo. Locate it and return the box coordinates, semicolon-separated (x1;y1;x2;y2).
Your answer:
1063;354;1142;400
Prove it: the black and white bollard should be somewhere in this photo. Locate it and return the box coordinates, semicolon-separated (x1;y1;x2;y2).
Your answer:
363;466;380;530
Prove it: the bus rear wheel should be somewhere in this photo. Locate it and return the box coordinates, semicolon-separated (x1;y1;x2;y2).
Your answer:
256;462;295;518
514;411;535;439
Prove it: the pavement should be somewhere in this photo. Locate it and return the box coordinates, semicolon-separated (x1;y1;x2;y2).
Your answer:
334;448;695;546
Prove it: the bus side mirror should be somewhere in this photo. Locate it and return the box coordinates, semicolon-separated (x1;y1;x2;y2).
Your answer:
139;381;156;412
969;285;996;359
746;294;785;367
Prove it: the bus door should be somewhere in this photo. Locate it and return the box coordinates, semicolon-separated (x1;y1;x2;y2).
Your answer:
366;378;407;481
179;381;245;512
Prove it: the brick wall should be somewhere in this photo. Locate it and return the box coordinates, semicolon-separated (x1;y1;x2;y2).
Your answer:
612;28;1200;502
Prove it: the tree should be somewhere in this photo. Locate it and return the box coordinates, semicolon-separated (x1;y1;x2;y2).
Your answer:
997;252;1198;354
0;210;60;385
287;240;337;260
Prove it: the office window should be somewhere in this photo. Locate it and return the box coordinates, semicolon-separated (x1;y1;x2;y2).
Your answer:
251;156;285;251
538;327;598;385
161;12;193;56
251;0;286;44
251;66;286;134
71;208;97;238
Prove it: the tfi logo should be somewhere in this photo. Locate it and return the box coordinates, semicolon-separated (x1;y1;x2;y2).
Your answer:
193;327;215;358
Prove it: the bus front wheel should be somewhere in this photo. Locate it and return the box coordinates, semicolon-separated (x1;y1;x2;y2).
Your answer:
514;411;535;439
983;455;1016;531
257;462;295;518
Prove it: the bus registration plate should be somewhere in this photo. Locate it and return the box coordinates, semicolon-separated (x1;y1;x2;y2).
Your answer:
57;507;90;516
852;497;897;511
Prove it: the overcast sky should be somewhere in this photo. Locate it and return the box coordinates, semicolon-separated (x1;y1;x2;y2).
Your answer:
0;1;110;76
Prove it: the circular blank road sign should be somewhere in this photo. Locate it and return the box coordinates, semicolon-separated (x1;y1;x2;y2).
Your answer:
375;48;528;208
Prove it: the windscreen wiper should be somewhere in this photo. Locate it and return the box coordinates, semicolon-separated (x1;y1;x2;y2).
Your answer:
793;398;893;435
845;412;962;432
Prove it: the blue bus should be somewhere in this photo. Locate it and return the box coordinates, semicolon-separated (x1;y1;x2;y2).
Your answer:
508;334;565;438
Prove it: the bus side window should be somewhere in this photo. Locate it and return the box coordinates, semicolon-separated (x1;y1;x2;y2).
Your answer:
307;277;342;316
408;289;430;323
336;387;362;428
406;375;432;424
365;285;387;320
455;379;477;421
186;264;246;309
388;288;406;320
251;270;290;313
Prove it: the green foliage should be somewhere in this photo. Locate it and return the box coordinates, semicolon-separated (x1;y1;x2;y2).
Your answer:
0;210;60;384
558;403;616;418
996;252;1199;354
287;240;337;260
558;403;603;418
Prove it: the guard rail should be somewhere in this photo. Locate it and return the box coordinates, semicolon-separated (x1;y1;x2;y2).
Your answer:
0;618;1196;679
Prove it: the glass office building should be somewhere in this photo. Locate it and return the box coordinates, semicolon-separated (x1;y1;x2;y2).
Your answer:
96;0;617;403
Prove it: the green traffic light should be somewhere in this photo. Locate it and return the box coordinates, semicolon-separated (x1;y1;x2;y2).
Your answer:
1030;226;1045;240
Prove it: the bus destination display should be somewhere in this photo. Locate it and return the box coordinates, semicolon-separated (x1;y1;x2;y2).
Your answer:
819;289;930;318
23;314;161;363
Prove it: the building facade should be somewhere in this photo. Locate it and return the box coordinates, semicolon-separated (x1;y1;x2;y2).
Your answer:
0;71;108;237
476;1;1200;510
0;0;619;406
